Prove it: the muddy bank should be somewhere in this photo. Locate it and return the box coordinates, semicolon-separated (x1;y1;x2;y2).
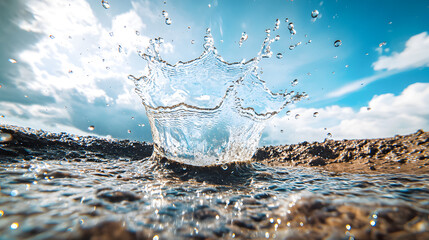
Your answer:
1;124;428;240
254;129;429;174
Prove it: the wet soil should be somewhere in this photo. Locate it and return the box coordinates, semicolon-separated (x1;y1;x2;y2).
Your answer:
1;124;428;239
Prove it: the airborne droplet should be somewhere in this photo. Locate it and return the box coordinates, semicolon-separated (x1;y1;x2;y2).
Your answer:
295;114;300;119
101;0;110;9
274;19;280;30
291;79;298;86
88;125;95;131
49;35;55;39
162;10;168;18
128;130;132;133
334;40;342;47
276;53;283;59
221;164;228;170
8;58;17;64
165;18;172;25
327;133;333;138
238;32;248;47
289;45;295;50
378;41;387;47
313;112;319;117
288;22;294;30
191;40;195;44
311;10;319;18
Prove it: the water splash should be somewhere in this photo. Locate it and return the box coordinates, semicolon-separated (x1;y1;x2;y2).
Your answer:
130;25;307;166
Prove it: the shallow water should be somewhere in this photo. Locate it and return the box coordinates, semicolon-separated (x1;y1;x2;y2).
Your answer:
1;154;428;239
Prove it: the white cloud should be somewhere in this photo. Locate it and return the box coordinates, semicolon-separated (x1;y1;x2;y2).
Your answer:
373;32;429;71
326;71;396;98
263;82;429;145
17;0;154;103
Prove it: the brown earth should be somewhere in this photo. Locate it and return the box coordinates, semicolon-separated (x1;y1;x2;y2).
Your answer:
253;129;429;174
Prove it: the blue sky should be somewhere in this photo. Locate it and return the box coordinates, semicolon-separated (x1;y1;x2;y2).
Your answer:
0;0;428;145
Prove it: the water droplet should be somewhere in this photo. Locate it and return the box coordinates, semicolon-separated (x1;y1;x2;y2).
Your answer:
138;123;145;127
239;32;248;47
165;18;172;25
118;45;122;53
8;58;17;64
106;66;110;70
49;35;55;39
367;107;371;111
131;117;135;120
289;45;295;50
370;220;376;227
88;125;95;131
162;10;168;18
313;112;319;117
191;40;195;44
10;222;19;230
307;39;312;44
221;164;228;170
109;32;114;37
274;35;280;41
346;224;351;231
274;19;280;30
345;64;349;68
153;235;159;240
295;114;300;119
290;29;296;35
276;53;283;59
288;22;294;30
265;29;271;34
334;40;342;47
291;79;298;86
101;0;110;9
127;130;132;133
68;70;73;74
311;10;319;18
0;133;13;143
388;21;392;25
285;18;289;23
379;41;386;47
286;110;291;116
327;133;333;138
208;4;211;8
135;31;140;36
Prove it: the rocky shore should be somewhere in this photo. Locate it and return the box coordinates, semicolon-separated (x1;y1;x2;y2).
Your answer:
254;129;429;174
